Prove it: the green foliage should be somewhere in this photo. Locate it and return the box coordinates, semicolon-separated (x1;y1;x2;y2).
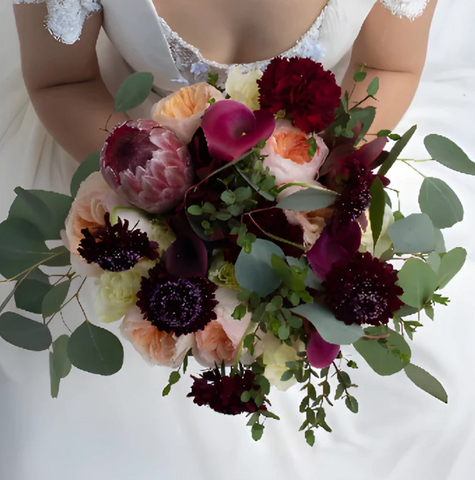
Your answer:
397;258;438;309
14;270;52;314
49;335;72;398
404;363;448;403
419;178;464;229
437;248;467;289
42;281;71;319
424;134;475;175
0;312;52;351
378;125;417;176
115;72;154;112
68;321;124;376
369;177;386;247
367;77;380;96
387;213;436;254
162;371;182;397
71;152;100;197
276;187;338;212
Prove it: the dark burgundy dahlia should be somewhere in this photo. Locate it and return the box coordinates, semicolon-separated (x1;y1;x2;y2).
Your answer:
258;57;341;133
78;214;159;272
188;369;267;415
136;264;218;336
323;252;404;326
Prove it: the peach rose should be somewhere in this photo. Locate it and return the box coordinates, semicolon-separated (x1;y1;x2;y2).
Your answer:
121;306;194;368
262;120;329;198
151;83;226;144
193;288;253;367
64;172;127;256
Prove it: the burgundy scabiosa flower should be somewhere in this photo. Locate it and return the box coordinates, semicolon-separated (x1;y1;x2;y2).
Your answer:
323;252;404;326
188;369;267;415
101;119;194;214
78;213;159;272
136;264;218;336
258;57;341;133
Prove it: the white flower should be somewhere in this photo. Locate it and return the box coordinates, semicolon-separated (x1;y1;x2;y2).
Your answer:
94;260;155;324
225;66;263;111
360;204;395;258
148;219;176;253
263;333;301;392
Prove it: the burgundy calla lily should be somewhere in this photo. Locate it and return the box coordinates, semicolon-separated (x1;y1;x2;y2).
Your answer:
201;100;276;161
307;219;361;280
307;328;340;369
165;233;209;278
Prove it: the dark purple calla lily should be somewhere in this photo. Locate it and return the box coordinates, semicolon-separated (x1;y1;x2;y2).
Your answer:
201;100;276;162
307;328;340;369
165;233;208;278
307;219;361;280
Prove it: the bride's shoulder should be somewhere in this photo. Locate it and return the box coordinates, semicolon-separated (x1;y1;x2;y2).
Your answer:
379;0;431;20
12;0;102;44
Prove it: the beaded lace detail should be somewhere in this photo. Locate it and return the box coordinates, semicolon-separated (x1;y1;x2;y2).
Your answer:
158;10;328;87
380;0;430;20
12;0;102;45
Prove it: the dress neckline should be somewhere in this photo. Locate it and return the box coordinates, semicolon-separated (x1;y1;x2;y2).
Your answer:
149;0;332;70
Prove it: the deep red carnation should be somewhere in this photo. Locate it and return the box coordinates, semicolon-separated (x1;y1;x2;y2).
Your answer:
324;252;404;326
187;369;267;415
258;57;341;133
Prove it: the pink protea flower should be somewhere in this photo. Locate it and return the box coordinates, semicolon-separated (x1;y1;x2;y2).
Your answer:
101;119;194;214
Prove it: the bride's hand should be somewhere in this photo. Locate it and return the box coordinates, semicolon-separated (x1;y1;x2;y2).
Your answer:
14;3;128;162
342;0;438;135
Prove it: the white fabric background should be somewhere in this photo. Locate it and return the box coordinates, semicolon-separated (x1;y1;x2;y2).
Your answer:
0;1;474;480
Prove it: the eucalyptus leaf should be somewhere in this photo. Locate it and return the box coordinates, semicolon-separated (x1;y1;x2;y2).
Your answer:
43;246;72;267
404;363;448;403
397;258;438;309
387;213;436;254
434;228;446;253
49;352;61;399
68;321;124;376
271;255;305;291
419;177;464;229
369;177;385;247
15;278;52;314
354;327;411;376
424;134;475;175
426;252;441;273
0;312;52;351
115;72;154;112
235;239;285;297
234;165;275;201
351;107;376;144
367;77;380;96
52;335;72;379
292;303;363;345
276;188;338;212
71;152;101;197
42;281;71;319
437;247;467;289
378;125;417;177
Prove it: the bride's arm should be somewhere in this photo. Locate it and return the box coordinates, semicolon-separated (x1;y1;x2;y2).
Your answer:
341;0;438;135
14;4;128;162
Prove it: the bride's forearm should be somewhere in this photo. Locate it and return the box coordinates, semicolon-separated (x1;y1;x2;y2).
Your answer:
341;65;421;136
29;78;128;162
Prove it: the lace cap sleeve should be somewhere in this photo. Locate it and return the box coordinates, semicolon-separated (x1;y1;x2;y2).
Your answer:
13;0;102;44
380;0;430;20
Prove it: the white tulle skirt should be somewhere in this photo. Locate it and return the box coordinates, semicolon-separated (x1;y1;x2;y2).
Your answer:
1;1;475;479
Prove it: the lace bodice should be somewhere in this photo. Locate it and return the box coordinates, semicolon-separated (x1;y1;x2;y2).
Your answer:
13;0;429;46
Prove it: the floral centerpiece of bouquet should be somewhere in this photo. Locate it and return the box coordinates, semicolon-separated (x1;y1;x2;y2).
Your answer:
0;57;473;445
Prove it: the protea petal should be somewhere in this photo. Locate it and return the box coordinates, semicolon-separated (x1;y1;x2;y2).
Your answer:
201;100;275;161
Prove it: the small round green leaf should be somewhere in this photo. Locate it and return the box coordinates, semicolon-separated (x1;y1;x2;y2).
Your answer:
235;239;285;297
115;72;154;112
437;247;467;289
42;281;71;319
397;258;438;310
71;152;100;197
419;177;464;229
0;312;52;351
276;187;338;212
354;328;411;376
292;303;363;345
15;279;52;314
387;213;436;254
68;321;124;376
404;363;448;403
424;134;475;175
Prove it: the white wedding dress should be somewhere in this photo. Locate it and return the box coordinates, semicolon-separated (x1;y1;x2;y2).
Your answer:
1;1;475;479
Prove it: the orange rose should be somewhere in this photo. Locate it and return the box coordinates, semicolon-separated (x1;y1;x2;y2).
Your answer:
151;83;225;144
121;306;194;368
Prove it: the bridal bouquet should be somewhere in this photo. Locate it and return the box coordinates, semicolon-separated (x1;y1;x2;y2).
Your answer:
0;57;473;445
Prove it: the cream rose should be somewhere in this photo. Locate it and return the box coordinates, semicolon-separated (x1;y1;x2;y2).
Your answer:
284;208;332;249
94;260;155;324
193;288;252;367
263;332;302;392
225;66;263;111
360;204;395;258
121;306;194;368
151;83;225;144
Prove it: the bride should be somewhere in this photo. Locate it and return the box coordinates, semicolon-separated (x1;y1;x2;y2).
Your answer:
1;1;474;479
